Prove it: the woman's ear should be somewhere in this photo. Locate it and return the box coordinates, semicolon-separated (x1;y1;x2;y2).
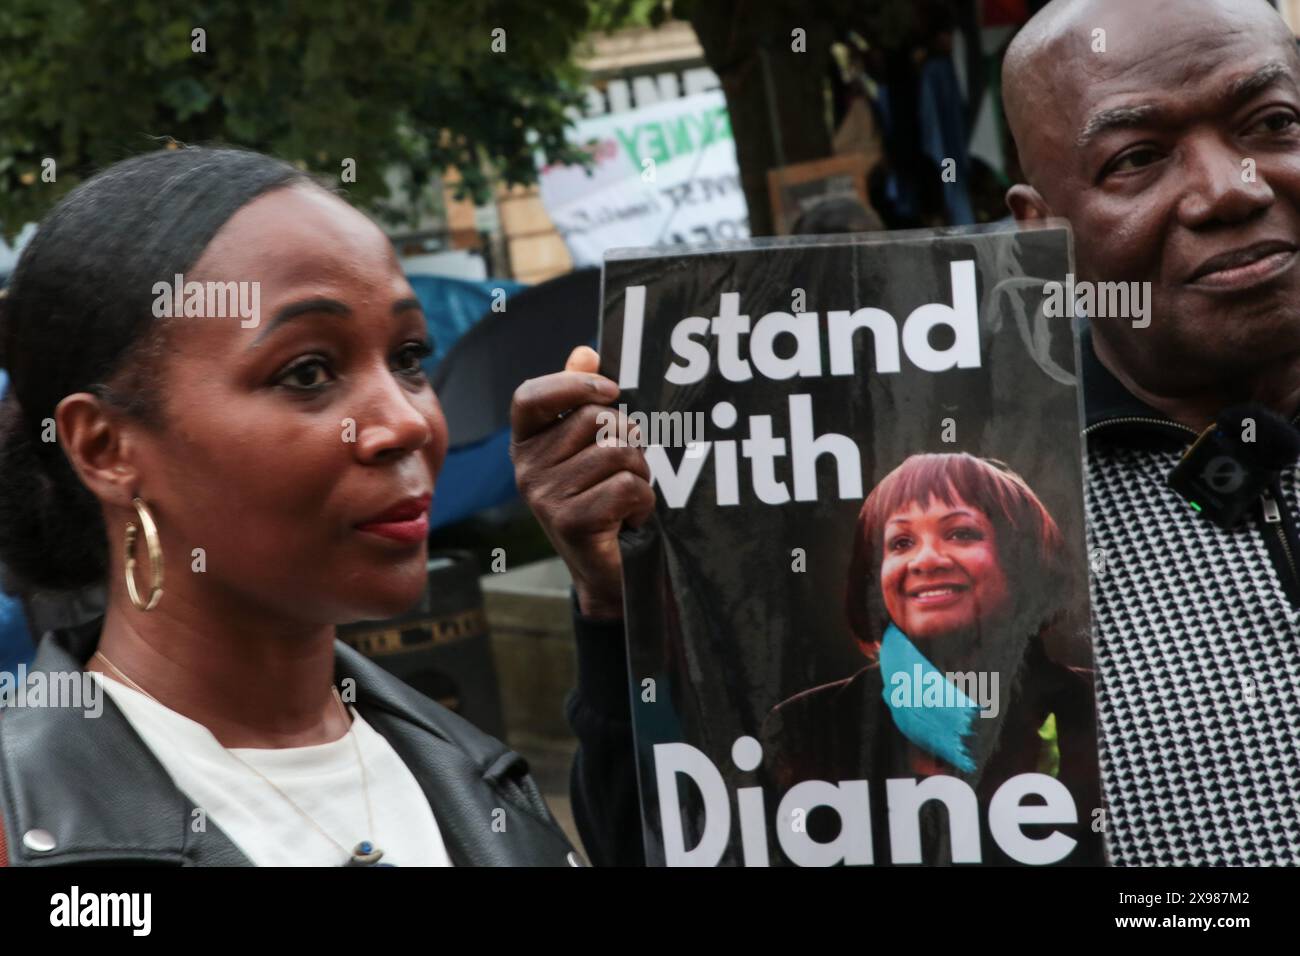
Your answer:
54;392;138;507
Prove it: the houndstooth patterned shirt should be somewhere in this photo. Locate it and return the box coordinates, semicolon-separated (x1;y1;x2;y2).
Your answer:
1082;331;1300;865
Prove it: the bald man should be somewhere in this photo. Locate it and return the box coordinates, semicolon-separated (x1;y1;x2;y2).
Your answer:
512;0;1300;866
996;0;1300;865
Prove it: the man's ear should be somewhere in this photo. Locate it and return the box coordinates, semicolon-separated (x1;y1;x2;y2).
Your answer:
55;393;138;508
1006;184;1053;223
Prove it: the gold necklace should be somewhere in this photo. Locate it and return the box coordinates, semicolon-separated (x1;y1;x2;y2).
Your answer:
92;650;386;866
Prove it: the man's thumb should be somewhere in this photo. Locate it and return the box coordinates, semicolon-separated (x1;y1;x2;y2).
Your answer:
564;345;600;373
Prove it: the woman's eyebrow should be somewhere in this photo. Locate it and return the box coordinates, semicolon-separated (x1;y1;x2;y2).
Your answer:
253;297;350;345
251;296;425;347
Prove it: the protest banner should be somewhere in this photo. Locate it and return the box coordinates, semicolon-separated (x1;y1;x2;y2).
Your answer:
539;90;749;267
599;224;1104;866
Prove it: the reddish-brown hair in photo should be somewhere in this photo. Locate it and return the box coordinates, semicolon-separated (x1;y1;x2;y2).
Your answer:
844;452;1070;655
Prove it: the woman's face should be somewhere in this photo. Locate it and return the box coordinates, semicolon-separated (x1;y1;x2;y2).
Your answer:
879;492;1010;641
124;184;448;625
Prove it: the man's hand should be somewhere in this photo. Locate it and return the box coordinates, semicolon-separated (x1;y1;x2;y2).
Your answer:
510;346;655;620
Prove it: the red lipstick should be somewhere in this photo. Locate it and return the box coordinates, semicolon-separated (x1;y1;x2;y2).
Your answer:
355;494;432;545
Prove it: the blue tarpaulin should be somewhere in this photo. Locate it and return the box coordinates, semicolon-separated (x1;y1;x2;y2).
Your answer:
407;274;525;374
404;273;529;529
422;267;602;530
428;426;518;529
0;368;34;670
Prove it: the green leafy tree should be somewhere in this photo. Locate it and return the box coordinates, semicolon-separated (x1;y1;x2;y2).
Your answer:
0;0;600;240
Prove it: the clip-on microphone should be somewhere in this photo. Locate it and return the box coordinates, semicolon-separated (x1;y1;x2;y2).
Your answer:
1167;404;1300;529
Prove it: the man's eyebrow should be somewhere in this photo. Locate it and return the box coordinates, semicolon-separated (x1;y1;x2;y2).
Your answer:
1227;60;1292;101
393;296;423;314
1076;105;1161;148
1076;61;1296;149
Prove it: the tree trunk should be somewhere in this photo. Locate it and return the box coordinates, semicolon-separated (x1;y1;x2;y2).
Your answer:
688;2;835;236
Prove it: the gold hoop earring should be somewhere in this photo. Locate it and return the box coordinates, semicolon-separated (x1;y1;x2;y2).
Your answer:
124;496;164;611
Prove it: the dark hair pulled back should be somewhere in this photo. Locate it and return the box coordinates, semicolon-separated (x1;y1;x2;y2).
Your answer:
0;146;313;593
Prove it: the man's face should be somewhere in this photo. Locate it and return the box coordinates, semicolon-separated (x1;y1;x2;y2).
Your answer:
1021;0;1300;380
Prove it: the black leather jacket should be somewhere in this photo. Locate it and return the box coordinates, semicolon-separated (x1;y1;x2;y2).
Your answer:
0;616;578;867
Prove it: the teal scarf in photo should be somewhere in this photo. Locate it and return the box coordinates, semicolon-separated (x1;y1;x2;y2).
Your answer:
878;622;980;773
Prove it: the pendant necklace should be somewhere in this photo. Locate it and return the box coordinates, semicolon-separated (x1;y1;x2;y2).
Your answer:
93;651;390;866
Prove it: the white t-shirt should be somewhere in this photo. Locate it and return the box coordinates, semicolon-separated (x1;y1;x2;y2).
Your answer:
91;672;453;867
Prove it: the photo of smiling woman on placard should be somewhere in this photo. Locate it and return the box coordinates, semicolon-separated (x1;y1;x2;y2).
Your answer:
762;452;1102;864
